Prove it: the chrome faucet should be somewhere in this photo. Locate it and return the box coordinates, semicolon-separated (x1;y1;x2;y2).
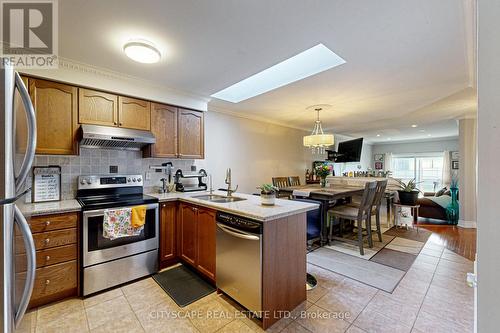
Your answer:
209;174;213;194
225;168;238;197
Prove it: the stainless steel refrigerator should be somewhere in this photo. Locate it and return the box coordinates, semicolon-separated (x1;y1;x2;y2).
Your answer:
1;63;37;332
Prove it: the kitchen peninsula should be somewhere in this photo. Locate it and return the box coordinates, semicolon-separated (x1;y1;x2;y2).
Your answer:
19;190;318;329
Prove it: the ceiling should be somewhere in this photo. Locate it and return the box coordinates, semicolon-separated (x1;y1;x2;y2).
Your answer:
58;0;477;142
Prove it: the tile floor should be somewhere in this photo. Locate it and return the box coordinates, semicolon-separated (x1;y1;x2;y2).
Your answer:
15;238;474;333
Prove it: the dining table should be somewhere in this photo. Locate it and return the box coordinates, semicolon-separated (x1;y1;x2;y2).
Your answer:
278;184;365;243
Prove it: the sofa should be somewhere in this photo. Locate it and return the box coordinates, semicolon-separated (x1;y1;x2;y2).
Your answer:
416;189;457;221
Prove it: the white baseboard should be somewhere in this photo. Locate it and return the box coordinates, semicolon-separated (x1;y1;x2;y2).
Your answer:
458;219;477;228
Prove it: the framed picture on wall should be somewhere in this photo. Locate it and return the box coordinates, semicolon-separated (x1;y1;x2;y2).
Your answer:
452;161;459;169
375;161;384;170
374;154;384;162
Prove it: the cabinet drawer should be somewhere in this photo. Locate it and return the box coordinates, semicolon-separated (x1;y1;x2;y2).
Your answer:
16;261;77;306
15;245;77;271
27;213;78;234
15;228;77;254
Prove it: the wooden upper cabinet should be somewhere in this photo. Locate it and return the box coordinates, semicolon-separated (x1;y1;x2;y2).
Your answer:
145;103;178;158
118;96;151;131
78;88;118;127
29;78;78;155
178;109;204;159
196;208;216;281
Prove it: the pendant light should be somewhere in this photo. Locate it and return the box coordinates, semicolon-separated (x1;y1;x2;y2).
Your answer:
303;105;334;154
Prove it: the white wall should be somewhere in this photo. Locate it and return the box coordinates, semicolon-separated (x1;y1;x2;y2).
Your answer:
458;118;477;228
372;138;459;156
477;0;500;330
194;110;312;193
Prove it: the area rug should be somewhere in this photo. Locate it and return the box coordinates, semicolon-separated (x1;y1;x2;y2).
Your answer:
324;233;395;260
153;265;215;307
383;226;432;243
370;248;417;271
307;248;406;293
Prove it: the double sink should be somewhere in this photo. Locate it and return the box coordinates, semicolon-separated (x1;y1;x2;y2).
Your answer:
192;194;246;203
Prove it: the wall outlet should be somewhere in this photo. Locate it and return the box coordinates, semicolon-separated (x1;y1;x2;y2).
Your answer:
109;165;118;173
145;172;151;180
191;165;197;171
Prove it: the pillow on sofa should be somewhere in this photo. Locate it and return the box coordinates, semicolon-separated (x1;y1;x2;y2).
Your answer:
435;187;447;197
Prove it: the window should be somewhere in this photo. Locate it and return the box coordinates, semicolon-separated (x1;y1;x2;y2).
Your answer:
392;154;444;192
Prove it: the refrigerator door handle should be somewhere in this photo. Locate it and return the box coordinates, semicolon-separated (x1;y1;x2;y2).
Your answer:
0;187;31;205
14;72;36;193
13;206;36;328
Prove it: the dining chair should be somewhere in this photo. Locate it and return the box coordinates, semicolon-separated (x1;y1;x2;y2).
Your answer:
288;176;301;187
272;177;291;198
272;177;290;188
346;179;387;243
327;181;378;255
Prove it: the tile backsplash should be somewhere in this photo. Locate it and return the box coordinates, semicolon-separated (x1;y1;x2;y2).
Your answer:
26;148;196;201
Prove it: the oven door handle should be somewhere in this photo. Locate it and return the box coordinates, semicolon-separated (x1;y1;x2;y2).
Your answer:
82;203;159;218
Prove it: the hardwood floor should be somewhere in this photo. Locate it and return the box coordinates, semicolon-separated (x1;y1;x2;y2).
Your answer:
418;223;477;261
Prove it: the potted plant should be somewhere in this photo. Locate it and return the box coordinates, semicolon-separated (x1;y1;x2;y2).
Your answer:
315;163;333;188
257;184;279;206
393;178;420;205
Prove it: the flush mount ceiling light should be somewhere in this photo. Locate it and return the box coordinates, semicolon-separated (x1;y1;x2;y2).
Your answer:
303;105;334;154
123;40;161;64
211;43;346;103
411;124;418;128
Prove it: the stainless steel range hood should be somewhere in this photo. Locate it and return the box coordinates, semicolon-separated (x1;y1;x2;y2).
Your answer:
80;124;156;150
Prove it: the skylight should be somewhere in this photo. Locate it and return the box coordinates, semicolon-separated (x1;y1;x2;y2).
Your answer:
211;43;346;103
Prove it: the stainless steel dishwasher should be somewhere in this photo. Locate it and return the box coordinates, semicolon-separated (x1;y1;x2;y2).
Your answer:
216;211;262;314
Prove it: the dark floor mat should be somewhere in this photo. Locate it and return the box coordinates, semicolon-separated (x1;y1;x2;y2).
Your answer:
153;265;215;307
370;248;417;271
384;226;432;243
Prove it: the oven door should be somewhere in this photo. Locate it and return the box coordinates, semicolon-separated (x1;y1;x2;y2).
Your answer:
82;203;159;267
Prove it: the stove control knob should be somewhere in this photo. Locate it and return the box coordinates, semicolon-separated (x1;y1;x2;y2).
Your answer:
80;179;87;185
137;177;142;182
128;178;131;182
132;178;136;182
87;178;93;184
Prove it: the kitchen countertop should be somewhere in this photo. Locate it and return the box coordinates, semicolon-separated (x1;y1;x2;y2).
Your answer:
19;199;82;216
19;191;319;221
149;190;319;221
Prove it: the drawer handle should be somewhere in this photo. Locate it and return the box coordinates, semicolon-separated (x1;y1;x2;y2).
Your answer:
44;238;50;244
45;280;50;285
45;255;50;261
45;221;51;226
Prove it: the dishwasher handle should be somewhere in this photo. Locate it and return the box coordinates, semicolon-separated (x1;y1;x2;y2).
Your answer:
216;223;260;241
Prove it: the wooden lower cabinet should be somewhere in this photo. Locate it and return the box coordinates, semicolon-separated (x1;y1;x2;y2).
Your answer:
196;209;216;280
17;261;78;308
177;203;216;281
159;202;177;267
178;203;198;266
14;212;79;309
